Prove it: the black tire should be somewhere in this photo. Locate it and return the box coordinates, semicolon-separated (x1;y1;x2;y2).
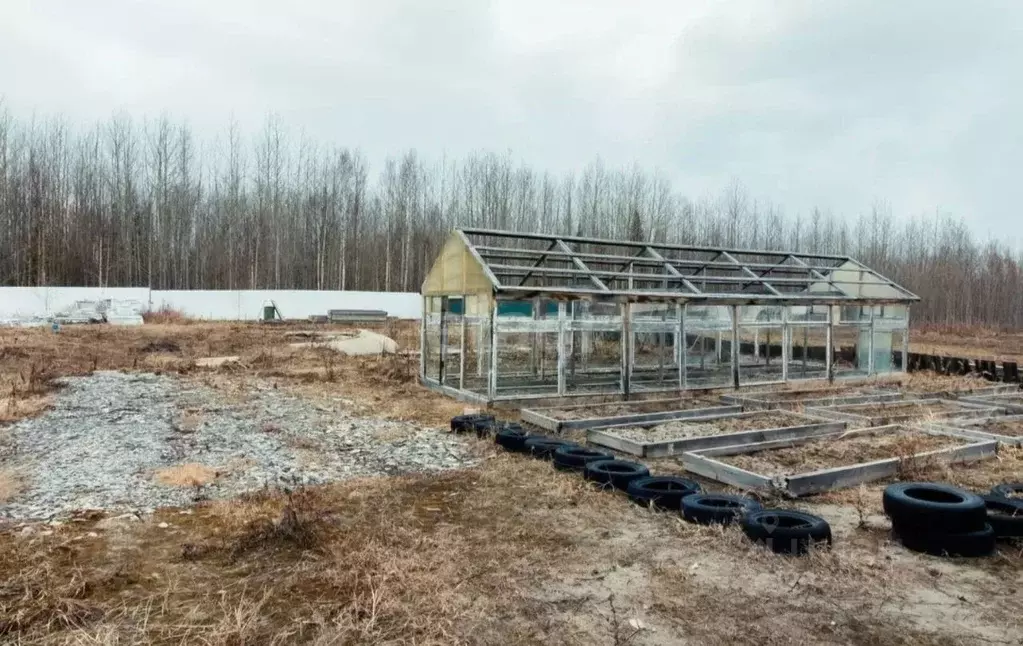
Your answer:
981;494;1023;539
895;523;996;557
626;476;702;511
472;417;500;438
495;426;532;452
882;483;987;534
523;437;579;460
991;482;1023;500
742;509;832;556
682;493;762;525
450;414;493;433
552;446;615;473
583;460;651;490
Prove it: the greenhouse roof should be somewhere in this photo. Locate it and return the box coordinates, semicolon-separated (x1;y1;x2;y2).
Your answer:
449;228;919;305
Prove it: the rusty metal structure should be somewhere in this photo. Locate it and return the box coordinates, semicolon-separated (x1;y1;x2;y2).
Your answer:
420;228;919;405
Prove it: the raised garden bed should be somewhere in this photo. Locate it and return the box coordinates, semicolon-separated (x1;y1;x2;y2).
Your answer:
905;383;1020;400
720;386;901;411
806;398;1001;428
959;392;1023;414
586;410;845;458
927;414;1023;447
680;425;997;496
520;397;740;432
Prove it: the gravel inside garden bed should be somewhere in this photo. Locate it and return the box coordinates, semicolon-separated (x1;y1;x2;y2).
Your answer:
605;411;814;443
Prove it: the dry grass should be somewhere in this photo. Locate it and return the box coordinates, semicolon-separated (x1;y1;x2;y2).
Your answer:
141;306;189;325
2;450;1020;645
0;393;52;425
154;463;220;487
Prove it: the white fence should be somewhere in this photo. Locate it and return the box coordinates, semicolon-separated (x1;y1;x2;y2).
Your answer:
0;287;422;322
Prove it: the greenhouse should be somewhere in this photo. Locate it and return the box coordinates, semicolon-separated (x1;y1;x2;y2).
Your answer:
419;228;919;405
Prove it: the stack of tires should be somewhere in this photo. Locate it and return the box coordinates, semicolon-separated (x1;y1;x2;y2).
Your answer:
884;482;1023;557
469;414;833;556
984;482;1023;543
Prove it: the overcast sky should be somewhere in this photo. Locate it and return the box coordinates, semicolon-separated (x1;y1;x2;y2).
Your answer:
2;0;1021;238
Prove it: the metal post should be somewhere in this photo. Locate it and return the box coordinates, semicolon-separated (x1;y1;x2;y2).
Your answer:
477;319;484;377
868;307;876;376
902;308;911;374
557;301;567;396
678;303;686;391
731;305;740;389
754;328;760;365
622;302;632;398
802;325;809;377
826;305;834;383
439;296;448;383
488;298;498;400
530;297;540;377
781;306;789;383
419;295;428;381
459;296;467;390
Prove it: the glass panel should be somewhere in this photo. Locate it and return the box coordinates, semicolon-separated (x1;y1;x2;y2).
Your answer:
566;301;624;394
832;324;868;378
739;325;785;385
632;304;678;391
789;325;829;380
684;305;734;388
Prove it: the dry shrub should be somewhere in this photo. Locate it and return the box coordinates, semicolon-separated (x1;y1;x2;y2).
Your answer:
139;337;182;354
155;463;219;487
142;306;189;324
0;393;51;425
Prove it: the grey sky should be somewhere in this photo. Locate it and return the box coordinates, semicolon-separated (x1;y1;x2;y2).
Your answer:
2;0;1021;238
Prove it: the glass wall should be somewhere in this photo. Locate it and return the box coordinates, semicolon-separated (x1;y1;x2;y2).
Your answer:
423;296;910;401
684;305;734;388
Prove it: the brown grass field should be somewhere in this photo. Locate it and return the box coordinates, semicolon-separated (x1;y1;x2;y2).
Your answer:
0;321;1021;645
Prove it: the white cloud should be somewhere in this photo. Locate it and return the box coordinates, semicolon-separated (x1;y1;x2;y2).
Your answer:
1;0;1020;235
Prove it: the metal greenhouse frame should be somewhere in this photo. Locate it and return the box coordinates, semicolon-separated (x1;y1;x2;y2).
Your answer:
420;228;920;405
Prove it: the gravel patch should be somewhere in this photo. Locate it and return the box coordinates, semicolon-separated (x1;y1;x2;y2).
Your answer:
0;371;475;521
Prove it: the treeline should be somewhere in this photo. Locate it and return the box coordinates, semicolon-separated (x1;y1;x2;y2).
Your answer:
0;106;1019;326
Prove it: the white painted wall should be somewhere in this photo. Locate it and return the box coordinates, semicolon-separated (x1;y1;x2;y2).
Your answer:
151;290;420;320
0;287;422;321
0;287;151;320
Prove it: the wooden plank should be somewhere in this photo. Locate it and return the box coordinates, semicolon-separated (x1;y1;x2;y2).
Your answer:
519;408;561;432
585;431;646;456
683;424;997;496
421;378;491;406
587;418;843;457
680;452;774;489
959;394;1023;414
924;417;1023;447
725;390;901;411
560;405;742;432
784;439;997;496
638;421;845;458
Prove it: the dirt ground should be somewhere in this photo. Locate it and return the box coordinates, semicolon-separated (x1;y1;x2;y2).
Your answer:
2;322;1022;645
910;323;1023;362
